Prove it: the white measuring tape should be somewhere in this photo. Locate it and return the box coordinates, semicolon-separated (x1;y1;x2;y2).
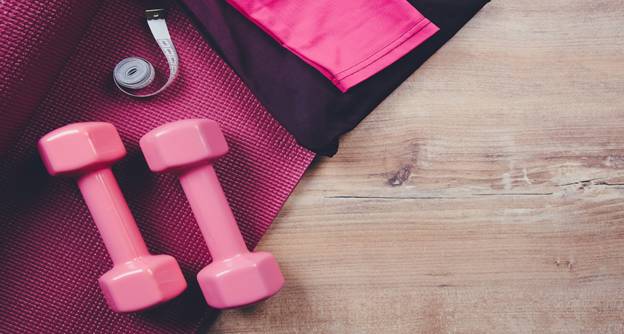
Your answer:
113;9;179;98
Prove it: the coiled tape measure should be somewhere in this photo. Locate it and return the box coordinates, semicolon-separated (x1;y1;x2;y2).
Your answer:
113;9;179;98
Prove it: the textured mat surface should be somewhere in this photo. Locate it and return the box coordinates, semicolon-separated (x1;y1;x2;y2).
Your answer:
0;0;100;155
0;0;314;333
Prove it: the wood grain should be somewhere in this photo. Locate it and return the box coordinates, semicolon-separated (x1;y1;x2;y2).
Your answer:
206;1;624;332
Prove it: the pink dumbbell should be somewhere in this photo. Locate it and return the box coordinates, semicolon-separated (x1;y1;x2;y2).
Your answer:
38;122;187;312
140;119;284;309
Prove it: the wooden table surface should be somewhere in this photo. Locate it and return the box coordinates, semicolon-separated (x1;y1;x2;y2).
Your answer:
207;1;624;332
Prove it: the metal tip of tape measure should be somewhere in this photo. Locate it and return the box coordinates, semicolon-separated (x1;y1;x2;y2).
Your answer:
145;8;166;20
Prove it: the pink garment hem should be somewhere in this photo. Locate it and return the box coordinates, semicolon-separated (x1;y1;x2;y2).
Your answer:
333;20;439;92
225;0;439;93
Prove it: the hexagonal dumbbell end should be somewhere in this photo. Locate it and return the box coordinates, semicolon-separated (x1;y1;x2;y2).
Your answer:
141;119;284;309
39;122;126;176
197;252;284;309
99;254;187;312
39;122;187;312
140;119;228;173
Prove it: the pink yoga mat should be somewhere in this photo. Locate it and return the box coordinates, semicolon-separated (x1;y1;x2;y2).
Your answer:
0;0;314;332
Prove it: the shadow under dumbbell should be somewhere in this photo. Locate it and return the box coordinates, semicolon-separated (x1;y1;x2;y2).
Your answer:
136;276;221;332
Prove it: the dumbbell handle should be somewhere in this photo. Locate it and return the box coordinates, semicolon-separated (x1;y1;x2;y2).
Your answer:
178;164;248;261
77;168;150;264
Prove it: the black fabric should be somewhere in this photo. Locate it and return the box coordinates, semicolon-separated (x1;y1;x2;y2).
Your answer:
181;0;490;155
